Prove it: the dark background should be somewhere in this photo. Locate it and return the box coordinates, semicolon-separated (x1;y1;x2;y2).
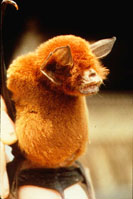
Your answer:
2;0;132;91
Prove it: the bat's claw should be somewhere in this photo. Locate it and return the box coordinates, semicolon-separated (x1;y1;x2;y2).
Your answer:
1;0;19;10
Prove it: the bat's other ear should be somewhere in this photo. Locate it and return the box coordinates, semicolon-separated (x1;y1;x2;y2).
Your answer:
40;46;73;85
90;37;116;59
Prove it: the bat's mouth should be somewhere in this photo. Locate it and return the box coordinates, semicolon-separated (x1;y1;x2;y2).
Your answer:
79;83;100;95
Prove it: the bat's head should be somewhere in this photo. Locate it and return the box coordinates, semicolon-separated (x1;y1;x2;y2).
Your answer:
40;35;116;96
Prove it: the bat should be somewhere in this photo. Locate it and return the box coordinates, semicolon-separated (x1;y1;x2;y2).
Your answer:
7;34;116;168
1;1;116;198
7;35;115;199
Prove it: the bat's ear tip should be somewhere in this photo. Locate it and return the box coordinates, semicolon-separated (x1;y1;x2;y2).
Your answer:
90;36;117;59
112;36;117;42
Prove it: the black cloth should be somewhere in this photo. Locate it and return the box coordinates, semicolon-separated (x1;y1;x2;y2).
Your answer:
7;144;93;199
17;166;85;199
8;161;92;199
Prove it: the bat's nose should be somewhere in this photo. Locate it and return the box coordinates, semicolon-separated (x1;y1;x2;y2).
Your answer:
88;69;96;78
83;69;102;84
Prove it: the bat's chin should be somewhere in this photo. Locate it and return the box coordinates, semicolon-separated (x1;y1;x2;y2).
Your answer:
79;84;100;95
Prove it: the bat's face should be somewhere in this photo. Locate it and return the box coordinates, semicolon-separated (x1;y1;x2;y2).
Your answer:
40;35;116;96
73;68;103;95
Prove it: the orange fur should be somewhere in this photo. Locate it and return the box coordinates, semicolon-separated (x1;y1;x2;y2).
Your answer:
7;35;109;168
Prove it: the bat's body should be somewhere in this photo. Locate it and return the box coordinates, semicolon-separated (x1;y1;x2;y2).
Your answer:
12;84;89;168
7;35;115;168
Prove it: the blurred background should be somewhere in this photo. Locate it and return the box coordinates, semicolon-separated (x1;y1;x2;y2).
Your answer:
1;0;132;198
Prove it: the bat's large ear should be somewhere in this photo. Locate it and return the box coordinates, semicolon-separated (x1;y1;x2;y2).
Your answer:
90;37;116;59
40;46;73;84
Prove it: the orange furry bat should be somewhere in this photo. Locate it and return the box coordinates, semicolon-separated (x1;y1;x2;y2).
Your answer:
7;35;116;168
